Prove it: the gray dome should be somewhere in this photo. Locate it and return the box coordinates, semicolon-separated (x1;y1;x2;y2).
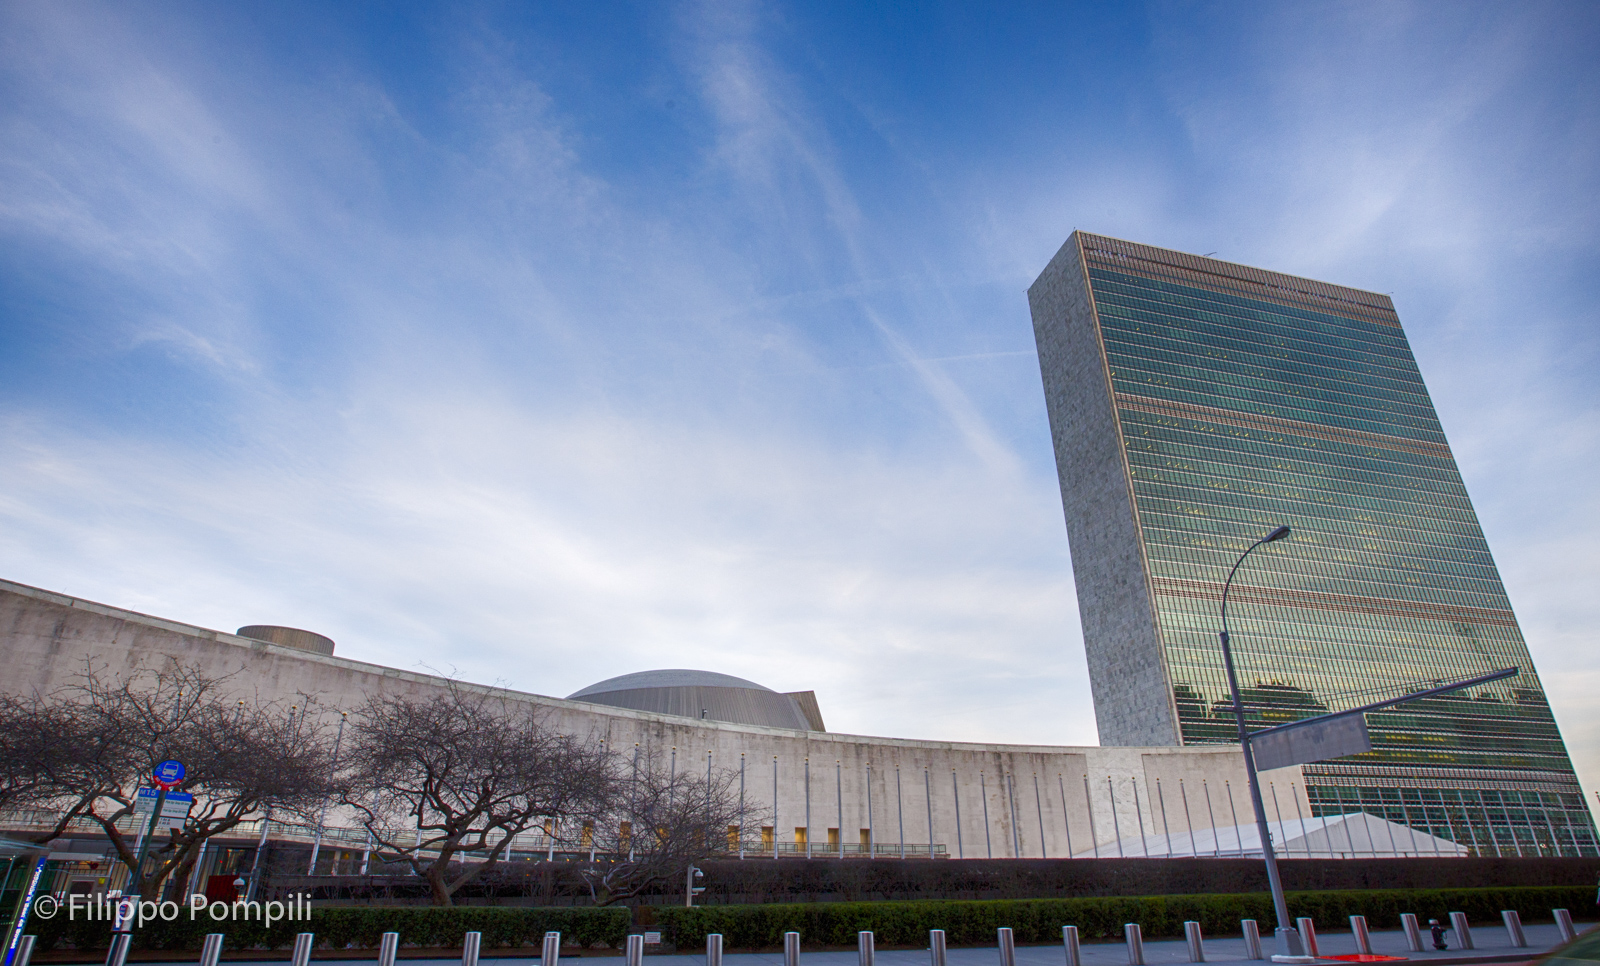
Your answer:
569;669;773;697
567;668;820;730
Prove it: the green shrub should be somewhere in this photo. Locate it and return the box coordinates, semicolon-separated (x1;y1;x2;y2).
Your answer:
655;886;1597;949
28;904;630;952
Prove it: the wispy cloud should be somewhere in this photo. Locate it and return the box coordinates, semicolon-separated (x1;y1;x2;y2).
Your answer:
0;0;1089;747
0;0;1594;803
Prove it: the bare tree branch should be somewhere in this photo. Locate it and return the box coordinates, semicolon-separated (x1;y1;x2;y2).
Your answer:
339;682;614;906
576;747;767;906
20;661;335;900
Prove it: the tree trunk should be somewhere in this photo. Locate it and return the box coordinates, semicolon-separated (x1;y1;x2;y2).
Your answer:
164;842;201;902
425;861;454;906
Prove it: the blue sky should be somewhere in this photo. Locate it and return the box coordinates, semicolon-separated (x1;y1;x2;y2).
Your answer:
2;1;1597;802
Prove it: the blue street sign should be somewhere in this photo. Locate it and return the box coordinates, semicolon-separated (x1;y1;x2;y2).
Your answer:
152;758;186;789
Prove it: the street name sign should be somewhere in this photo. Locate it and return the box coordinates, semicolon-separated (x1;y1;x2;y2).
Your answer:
134;788;194;829
1250;711;1371;772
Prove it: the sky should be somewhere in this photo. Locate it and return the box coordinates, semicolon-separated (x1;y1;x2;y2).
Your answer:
1;1;1597;805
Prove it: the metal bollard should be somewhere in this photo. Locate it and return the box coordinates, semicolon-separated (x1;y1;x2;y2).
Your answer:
998;927;1016;966
1555;909;1577;944
1295;918;1319;959
200;933;225;966
1063;925;1081;966
378;932;400;966
1449;912;1474;950
708;933;724;966
784;931;801;966
625;935;644;966
106;934;132;966
1241;920;1263;961
1400;914;1423;953
859;932;875;966
14;936;36;966
1501;911;1526;948
543;931;562;966
1350;916;1373;956
930;929;947;966
1124;924;1145;966
1183;921;1204;963
291;933;314;966
463;931;482;966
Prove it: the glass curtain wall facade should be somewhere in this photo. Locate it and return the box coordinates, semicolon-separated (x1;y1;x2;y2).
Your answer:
1028;232;1595;856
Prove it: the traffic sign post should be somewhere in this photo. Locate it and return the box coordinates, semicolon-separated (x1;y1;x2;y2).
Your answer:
128;789;166;898
128;760;185;898
1218;525;1519;962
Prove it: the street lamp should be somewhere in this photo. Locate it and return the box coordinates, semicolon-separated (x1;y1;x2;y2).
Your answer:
1219;525;1312;964
684;864;705;907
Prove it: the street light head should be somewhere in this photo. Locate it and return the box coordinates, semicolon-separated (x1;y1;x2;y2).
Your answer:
1264;525;1291;543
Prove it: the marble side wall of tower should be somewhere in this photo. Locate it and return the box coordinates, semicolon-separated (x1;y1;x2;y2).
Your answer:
1028;232;1178;746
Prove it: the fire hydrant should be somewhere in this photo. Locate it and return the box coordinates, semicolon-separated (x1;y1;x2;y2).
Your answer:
1428;919;1448;950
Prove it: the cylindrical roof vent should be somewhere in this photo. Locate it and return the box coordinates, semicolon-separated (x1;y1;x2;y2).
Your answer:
236;625;335;656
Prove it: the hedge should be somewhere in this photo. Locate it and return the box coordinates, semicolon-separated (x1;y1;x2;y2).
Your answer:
26;885;1597;953
680;857;1600;905
30;905;631;952
655;886;1598;949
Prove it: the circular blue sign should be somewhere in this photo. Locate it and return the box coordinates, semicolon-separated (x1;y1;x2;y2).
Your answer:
152;759;186;788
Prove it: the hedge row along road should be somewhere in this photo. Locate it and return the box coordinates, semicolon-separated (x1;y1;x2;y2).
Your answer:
28;886;1596;952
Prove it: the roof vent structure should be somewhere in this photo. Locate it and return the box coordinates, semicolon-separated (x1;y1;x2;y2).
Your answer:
236;625;335;656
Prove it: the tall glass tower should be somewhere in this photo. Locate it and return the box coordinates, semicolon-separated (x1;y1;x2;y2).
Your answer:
1028;231;1595;856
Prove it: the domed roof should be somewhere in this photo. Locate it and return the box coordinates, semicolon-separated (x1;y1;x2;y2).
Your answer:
566;668;822;731
568;668;774;698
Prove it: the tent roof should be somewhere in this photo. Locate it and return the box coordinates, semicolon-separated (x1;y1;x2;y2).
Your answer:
1070;810;1469;858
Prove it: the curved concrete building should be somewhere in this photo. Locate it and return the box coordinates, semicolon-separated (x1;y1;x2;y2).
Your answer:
568;669;821;731
0;577;1328;860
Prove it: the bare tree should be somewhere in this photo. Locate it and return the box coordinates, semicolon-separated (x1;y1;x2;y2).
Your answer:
22;661;335;900
576;748;765;906
0;693;86;827
339;683;614;906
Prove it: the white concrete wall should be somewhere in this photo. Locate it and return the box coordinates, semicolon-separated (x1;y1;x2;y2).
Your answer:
0;578;1307;859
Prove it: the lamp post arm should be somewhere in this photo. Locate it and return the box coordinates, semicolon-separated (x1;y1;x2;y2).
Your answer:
1220;535;1270;642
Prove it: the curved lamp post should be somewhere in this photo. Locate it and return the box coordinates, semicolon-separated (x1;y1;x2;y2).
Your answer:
1219;525;1312;963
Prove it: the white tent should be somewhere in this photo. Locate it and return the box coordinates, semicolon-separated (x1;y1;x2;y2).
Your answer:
1070;811;1469;858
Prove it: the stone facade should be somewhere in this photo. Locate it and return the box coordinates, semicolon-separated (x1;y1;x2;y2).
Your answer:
1028;233;1179;746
